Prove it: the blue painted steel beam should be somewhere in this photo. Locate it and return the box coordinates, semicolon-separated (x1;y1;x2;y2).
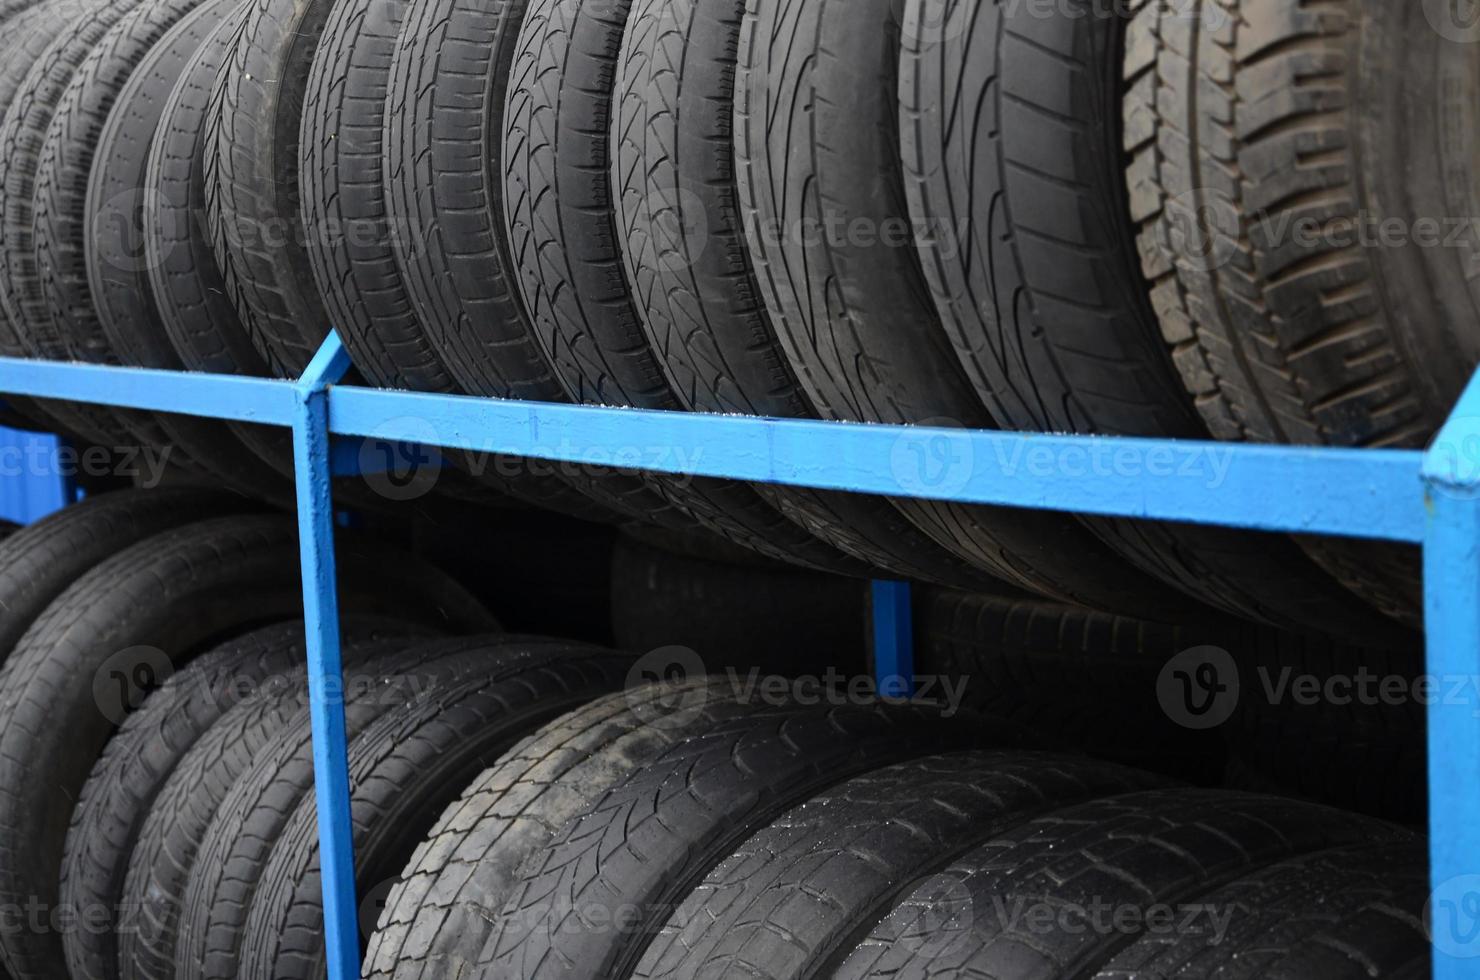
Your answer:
871;580;915;699
1422;369;1480;977
290;335;361;980
329;385;1426;544
0;356;297;425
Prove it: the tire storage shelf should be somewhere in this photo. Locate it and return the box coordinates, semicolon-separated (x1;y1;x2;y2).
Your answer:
0;336;1475;979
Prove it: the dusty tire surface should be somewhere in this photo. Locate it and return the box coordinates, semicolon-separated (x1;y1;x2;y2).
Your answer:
898;0;1406;641
59;617;433;980
1121;0;1461;623
236;650;634;980
733;0;1190;615
831;790;1412;979
477;700;1016;978
633;752;1164;979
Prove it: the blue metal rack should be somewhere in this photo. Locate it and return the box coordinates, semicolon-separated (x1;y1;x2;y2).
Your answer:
0;332;1472;978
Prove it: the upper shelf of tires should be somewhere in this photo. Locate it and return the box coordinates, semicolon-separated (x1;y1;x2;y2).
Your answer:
0;0;1472;637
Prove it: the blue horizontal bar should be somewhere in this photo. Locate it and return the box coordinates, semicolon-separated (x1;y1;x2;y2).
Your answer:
329;386;1426;544
0;357;297;427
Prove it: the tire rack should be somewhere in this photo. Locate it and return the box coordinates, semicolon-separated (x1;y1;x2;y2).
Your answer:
0;331;1471;979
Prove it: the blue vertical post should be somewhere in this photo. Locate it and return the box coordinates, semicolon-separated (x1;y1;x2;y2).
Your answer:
1422;378;1480;978
871;580;915;698
291;333;360;980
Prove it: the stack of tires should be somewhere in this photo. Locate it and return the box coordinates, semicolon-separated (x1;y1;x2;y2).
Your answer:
0;0;1470;634
0;491;1437;980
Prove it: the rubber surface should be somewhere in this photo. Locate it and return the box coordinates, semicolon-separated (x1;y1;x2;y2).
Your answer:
633;752;1164;979
144;6;296;478
170;638;601;980
364;678;779;979
59;617;435;980
204;0;334;376
898;0;1405;640
0;487;253;667
831;789;1411;978
1122;0;1462;624
0;515;493;979
733;0;1188;616
117;636;520;980
236;649;634;979
79;0;290;503
476;700;1017;977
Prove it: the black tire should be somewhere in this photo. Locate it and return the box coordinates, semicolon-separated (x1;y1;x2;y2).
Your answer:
0;486;254;666
59;617;436;980
633;752;1164;979
363;678;766;980
476;700;1018;977
1122;0;1457;624
913;588;1225;781
116;634;522;980
501;0;871;572
1092;841;1430;979
897;0;1409;641
144;6;296;479
298;0;619;521
0;0;155;445
0;515;493;979
732;0;1186;617
610;0;1013;588
78;0;291;504
37;0;296;504
171;638;603;980
830;790;1412;979
204;0;334;376
382;0;724;531
236;650;634;979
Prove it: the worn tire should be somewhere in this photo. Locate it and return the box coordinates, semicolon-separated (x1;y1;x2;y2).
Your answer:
298;0;618;520
1122;0;1461;623
831;790;1411;978
59;617;435;980
237;651;634;979
502;0;870;571
171;639;602;980
477;701;1017;977
0;0;163;448
1092;841;1430;979
733;0;1187;615
116;635;524;980
78;0;291;503
144;7;296;478
0;487;254;666
633;752;1163;979
899;0;1407;641
204;0;334;376
0;515;493;979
